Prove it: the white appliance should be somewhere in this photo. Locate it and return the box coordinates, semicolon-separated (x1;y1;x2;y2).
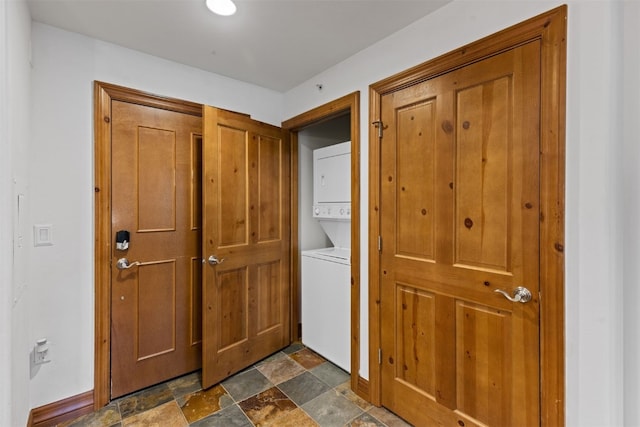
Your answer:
302;141;351;373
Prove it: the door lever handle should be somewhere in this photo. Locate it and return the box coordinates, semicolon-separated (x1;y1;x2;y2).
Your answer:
494;286;532;303
207;255;224;265
116;258;141;270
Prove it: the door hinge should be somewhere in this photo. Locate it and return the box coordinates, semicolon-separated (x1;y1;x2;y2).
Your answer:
378;348;382;365
377;235;382;252
372;120;384;139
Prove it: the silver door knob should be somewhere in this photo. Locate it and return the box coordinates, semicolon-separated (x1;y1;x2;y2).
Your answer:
116;258;141;270
494;286;532;303
208;255;224;265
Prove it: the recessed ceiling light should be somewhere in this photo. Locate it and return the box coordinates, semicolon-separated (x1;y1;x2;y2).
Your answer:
205;0;237;16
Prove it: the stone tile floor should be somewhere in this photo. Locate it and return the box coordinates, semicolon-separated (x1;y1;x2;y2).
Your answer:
57;344;413;427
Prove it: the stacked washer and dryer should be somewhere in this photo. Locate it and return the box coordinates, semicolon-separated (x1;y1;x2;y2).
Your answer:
301;141;351;373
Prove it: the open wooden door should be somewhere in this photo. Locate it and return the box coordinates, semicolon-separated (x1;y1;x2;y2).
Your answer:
201;106;291;388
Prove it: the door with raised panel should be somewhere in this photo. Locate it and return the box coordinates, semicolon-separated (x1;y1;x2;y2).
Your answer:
379;41;541;426
110;100;202;398
201;106;291;388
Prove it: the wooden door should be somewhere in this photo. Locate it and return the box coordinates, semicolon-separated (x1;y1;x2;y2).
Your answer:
379;41;541;426
201;106;291;388
110;101;202;398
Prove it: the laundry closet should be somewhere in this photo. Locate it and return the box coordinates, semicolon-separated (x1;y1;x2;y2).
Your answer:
298;113;351;373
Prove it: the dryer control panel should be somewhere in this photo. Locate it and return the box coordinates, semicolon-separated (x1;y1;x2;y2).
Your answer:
313;203;351;220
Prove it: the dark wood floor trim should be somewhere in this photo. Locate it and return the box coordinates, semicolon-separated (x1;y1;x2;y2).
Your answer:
357;375;370;402
29;390;94;427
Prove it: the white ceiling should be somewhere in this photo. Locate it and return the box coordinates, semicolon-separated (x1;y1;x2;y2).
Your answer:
27;0;450;92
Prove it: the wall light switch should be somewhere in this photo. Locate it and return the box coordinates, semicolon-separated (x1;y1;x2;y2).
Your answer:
33;224;53;247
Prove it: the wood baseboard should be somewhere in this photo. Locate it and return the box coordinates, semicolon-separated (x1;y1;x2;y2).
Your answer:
29;390;94;427
356;375;371;403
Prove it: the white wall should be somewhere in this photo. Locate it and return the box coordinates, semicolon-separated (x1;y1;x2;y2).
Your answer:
622;2;640;426
283;1;632;425
0;3;11;425
568;3;625;424
28;22;284;409
0;0;10;422
1;0;33;425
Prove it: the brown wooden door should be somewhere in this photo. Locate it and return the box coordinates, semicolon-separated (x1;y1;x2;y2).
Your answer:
379;41;541;426
201;106;291;388
110;101;203;398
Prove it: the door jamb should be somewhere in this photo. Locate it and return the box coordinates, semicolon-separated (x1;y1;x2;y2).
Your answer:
367;6;566;426
93;81;202;409
282;92;365;398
